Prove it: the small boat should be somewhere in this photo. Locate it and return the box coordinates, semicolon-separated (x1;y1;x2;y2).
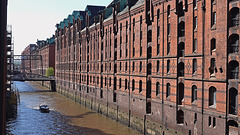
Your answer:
39;105;50;113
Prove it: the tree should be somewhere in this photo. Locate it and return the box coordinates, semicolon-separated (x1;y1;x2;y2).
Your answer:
46;67;54;77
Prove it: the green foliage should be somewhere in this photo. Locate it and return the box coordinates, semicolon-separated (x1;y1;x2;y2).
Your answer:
46;67;54;77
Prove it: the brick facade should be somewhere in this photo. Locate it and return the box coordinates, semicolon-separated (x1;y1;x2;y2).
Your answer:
52;0;240;135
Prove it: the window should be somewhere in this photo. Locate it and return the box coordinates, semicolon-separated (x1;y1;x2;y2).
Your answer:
227;120;238;135
209;116;211;127
178;21;185;37
113;92;116;102
194;17;197;30
229;34;239;54
156;82;160;96
125;79;128;90
178;62;184;77
178;83;184;105
109;78;111;87
193;39;197;53
132;62;135;72
167;60;170;74
209;86;216;106
120;62;122;71
140;61;142;72
177;110;184;124
125;62;127;71
166;83;170;98
193;59;197;74
105;77;107;86
157;9;160;20
139;80;142;93
229;60;239;79
211;38;216;55
213;117;216;128
178;42;185;57
229;88;238;115
229;8;239;27
132;79;135;91
157;44;160;55
167;5;170;18
194;113;197;124
193;0;197;9
119;78;121;89
167;42;170;55
157;60;160;73
212;12;216;26
114;77;117;90
209;58;216;76
192;85;197;102
167;23;171;36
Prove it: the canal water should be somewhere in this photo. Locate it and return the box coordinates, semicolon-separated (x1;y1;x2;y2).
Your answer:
6;81;141;135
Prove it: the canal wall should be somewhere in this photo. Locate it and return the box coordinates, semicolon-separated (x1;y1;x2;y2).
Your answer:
56;84;184;135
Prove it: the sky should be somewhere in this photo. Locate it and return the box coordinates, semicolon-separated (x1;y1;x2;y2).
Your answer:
7;0;113;55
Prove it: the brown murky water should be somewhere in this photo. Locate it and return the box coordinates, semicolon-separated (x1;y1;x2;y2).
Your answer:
6;81;141;135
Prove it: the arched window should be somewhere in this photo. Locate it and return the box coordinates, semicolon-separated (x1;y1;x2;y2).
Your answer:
229;88;238;115
125;79;128;90
212;12;216;26
109;77;111;87
156;82;160;96
209;86;217;106
178;42;185;57
125;62;127;71
166;83;170;98
167;60;170;74
132;62;135;71
157;60;160;73
227;120;238;135
167;42;170;55
229;7;239;27
105;77;107;86
211;38;216;55
193;39;197;53
192;85;197;102
177;110;184;124
132;79;135;91
140;61;142;72
119;78;121;89
229;60;239;79
178;83;184;105
193;59;197;74
209;58;216;77
178;62;184;77
114;77;117;90
178;21;185;37
139;80;142;93
229;34;239;54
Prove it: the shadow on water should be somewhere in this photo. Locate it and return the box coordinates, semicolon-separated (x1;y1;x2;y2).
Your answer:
7;104;112;135
6;81;141;135
67;111;96;119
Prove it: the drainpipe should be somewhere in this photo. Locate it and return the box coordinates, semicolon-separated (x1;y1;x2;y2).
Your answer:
161;2;165;133
201;1;206;135
128;5;132;127
225;1;229;134
0;0;7;134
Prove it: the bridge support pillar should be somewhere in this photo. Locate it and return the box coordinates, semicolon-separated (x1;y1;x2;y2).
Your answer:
50;80;56;92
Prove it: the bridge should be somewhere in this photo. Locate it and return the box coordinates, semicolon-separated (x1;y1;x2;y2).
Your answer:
8;55;56;91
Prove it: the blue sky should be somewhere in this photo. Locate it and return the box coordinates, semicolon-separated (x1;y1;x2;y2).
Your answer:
7;0;113;54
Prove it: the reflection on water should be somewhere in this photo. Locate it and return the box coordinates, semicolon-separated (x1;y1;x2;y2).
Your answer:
6;81;141;135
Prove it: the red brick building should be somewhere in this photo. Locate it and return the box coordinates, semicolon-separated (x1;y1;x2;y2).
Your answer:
36;36;55;76
21;36;55;77
21;44;38;73
55;0;240;134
